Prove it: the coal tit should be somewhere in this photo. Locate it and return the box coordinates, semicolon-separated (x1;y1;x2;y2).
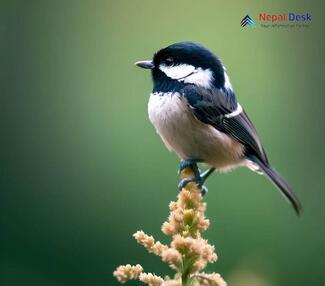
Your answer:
135;41;302;215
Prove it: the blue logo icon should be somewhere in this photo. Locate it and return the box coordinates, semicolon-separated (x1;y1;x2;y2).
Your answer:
241;15;255;27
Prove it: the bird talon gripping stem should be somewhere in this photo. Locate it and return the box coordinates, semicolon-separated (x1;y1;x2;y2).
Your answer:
178;162;209;195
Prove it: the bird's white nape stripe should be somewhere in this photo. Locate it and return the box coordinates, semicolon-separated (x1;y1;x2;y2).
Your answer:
159;64;213;88
223;65;233;92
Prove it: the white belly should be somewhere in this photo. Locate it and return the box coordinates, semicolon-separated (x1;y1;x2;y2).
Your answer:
148;92;245;170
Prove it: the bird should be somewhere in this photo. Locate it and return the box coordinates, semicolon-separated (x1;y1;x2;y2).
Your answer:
135;41;302;215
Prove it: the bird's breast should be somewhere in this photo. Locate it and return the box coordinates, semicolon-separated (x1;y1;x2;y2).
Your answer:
148;92;194;153
147;92;244;170
148;92;186;132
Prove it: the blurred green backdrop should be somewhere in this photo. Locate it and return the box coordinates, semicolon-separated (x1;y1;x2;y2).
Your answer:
1;0;324;285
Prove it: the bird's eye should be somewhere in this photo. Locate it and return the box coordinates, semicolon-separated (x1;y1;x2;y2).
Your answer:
165;57;174;66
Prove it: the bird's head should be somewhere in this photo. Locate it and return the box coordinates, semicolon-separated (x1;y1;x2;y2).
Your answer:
135;42;229;92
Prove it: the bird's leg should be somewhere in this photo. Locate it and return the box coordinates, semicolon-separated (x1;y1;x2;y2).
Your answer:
178;159;201;175
196;167;216;195
200;167;216;184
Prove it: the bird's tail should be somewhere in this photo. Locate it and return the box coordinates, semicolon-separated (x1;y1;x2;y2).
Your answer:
247;155;302;216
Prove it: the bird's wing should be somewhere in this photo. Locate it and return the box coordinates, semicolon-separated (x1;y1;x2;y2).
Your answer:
181;85;268;164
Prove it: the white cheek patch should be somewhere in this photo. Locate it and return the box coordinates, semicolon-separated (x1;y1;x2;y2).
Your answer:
183;68;213;89
159;64;213;89
159;64;196;80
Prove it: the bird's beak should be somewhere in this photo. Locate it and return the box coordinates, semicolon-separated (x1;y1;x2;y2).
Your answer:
135;60;155;69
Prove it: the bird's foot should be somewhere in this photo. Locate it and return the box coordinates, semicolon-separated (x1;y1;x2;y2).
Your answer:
177;161;215;196
201;185;208;196
178;177;196;190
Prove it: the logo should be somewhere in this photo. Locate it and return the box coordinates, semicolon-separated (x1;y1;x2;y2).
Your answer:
240;15;255;27
240;12;311;29
259;12;311;22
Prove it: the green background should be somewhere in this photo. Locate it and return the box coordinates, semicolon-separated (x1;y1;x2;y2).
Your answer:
1;1;324;285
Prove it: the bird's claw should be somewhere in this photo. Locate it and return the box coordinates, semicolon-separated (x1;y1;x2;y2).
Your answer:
177;177;208;196
201;185;208;196
178;178;195;190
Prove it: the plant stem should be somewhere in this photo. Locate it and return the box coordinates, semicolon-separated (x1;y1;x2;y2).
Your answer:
182;255;195;286
182;271;190;286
